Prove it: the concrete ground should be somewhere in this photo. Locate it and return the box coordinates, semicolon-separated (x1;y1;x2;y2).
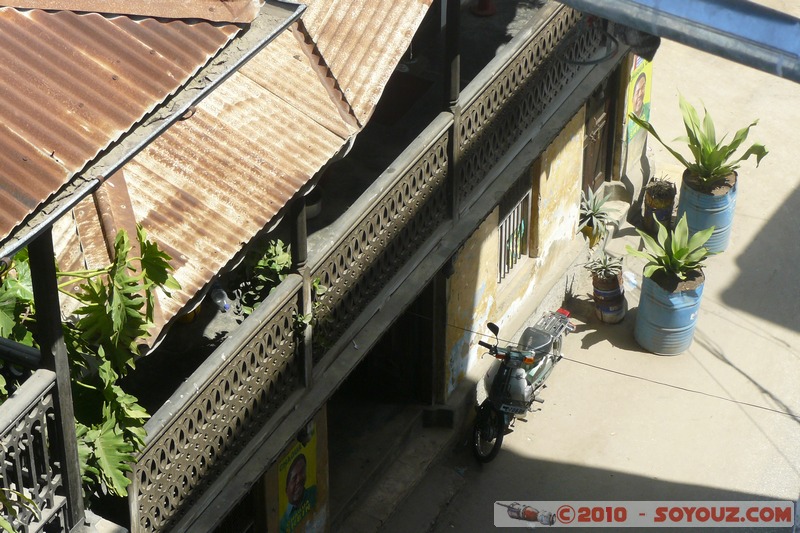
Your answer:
371;3;800;532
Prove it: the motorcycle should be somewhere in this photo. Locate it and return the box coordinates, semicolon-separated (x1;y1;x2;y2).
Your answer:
473;308;575;462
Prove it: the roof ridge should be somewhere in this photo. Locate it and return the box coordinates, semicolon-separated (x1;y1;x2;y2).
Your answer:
0;0;260;23
291;18;362;130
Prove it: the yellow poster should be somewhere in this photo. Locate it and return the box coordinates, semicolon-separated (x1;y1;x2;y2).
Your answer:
278;427;319;533
627;55;653;142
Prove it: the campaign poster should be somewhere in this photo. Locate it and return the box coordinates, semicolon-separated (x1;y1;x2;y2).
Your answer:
278;426;320;533
627;55;653;142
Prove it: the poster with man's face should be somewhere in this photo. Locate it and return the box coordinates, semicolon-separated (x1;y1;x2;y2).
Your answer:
278;427;318;533
627;55;653;142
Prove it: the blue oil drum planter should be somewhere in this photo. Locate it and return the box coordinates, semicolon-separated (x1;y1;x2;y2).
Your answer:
677;171;737;253
634;271;705;355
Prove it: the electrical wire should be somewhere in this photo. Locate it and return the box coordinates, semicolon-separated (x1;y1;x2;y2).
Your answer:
560;355;800;420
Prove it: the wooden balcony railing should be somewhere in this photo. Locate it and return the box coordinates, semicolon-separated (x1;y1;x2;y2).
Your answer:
0;369;69;533
128;5;607;530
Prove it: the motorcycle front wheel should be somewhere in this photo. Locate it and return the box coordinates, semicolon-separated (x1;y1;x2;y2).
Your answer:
472;403;505;463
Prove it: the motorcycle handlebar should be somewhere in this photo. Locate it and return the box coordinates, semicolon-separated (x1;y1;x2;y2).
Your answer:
477;340;493;349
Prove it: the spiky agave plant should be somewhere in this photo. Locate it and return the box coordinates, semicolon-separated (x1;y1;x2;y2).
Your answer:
629;94;768;190
626;214;714;281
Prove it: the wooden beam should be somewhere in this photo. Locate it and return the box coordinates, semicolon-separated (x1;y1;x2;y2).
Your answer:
28;228;85;529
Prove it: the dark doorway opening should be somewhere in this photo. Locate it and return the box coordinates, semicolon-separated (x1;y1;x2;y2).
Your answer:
582;78;615;193
327;279;440;527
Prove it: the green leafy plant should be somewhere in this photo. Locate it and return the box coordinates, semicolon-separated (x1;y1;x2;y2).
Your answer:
0;252;35;403
236;239;292;317
578;189;612;245
629;94;768;190
0;487;40;533
0;250;35;348
584;250;623;279
293;278;329;336
626;214;714;280
0;226;179;500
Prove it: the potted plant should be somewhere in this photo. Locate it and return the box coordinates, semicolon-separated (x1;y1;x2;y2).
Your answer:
578;188;612;248
584;250;625;324
629;95;768;252
642;176;676;235
626;213;714;355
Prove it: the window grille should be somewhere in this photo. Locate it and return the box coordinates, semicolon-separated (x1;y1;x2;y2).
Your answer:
498;192;530;281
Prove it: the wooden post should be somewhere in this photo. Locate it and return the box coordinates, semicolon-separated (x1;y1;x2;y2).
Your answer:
291;197;313;388
443;0;462;220
28;228;85;529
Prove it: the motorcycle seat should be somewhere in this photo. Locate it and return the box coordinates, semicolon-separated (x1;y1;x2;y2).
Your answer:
518;327;553;354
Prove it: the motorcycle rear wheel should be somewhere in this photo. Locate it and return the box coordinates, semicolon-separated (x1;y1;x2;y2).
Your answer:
472;403;505;463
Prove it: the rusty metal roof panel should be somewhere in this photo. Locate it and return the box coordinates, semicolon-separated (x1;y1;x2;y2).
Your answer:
47;4;434;342
301;0;433;124
0;6;239;250
5;0;262;23
122;48;351;319
242;28;359;138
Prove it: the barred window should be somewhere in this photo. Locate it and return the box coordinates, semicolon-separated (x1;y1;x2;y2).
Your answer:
498;191;530;282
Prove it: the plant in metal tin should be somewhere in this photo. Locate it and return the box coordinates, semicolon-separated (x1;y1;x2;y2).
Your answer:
626;214;713;280
629;94;768;188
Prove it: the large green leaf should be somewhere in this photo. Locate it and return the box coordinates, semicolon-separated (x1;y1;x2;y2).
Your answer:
137;225;181;293
75;423;99;485
0;306;15;340
86;416;135;497
1;231;173;501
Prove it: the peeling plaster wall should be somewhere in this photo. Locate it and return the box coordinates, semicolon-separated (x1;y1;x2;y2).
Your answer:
537;109;585;260
444;109;585;398
445;210;499;396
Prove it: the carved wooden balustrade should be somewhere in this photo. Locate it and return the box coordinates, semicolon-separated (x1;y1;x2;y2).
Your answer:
129;5;606;530
0;370;69;533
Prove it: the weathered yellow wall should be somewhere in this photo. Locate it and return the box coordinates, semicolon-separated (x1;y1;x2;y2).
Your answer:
444;108;585;397
445;209;499;395
537;108;585;260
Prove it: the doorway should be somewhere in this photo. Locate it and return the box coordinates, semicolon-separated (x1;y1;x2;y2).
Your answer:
326;277;442;527
582;79;614;193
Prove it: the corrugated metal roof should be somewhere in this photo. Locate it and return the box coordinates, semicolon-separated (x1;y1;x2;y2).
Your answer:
38;1;432;345
5;0;261;23
301;0;433;125
91;26;356;324
0;6;240;250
